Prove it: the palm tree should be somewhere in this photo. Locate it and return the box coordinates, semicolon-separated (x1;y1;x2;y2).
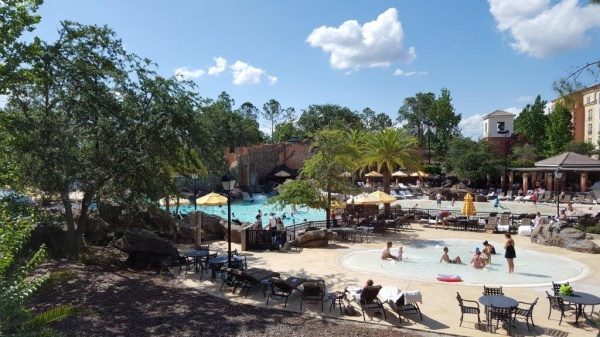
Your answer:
360;128;421;212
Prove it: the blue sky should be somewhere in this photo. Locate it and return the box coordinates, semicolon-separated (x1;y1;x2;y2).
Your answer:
28;0;600;138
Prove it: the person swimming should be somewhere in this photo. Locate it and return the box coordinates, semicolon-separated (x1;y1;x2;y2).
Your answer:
440;247;462;264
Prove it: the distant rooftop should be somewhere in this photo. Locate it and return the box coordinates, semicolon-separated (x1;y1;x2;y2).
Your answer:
482;110;516;120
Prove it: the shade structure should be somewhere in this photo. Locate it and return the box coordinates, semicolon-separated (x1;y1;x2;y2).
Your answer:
346;193;372;205
159;197;190;206
365;171;383;178
274;170;291;178
330;199;346;209
338;171;352;178
410;171;429;178
368;190;396;204
196;192;227;206
461;193;476;216
391;170;408;177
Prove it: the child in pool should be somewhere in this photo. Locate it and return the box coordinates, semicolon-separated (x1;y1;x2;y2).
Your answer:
397;246;404;261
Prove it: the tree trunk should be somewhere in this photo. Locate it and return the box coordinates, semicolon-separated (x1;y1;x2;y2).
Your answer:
326;185;331;229
165;196;170;215
383;169;391;215
60;189;80;259
175;196;180;215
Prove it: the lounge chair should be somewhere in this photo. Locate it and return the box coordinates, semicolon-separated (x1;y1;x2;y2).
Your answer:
456;292;481;327
266;276;306;308
573;194;585;204
357;285;386;321
402;189;415;199
513;298;538;332
300;279;326;311
559;194;571;203
485;217;498;233
234;268;281;297
390;291;423;322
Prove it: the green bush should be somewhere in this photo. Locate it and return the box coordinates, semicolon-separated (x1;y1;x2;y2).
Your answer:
0;199;76;336
576;224;600;234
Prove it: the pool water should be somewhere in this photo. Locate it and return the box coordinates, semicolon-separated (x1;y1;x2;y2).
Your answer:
339;239;588;287
175;197;326;226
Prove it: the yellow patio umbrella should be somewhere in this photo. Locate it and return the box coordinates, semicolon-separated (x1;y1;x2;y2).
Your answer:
410;171;429;178
365;171;383;177
330;199;346;209
461;193;476;216
196;192;227;206
367;190;396;204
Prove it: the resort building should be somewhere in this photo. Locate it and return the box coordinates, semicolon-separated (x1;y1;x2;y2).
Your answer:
557;83;600;147
482;109;515;157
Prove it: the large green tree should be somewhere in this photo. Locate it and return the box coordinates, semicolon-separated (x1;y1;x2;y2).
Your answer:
429;88;461;157
0;22;207;257
261;99;294;140
359;128;420;212
514;95;547;153
360;107;393;131
297;104;363;138
397;92;435;148
446;138;502;184
545;102;574;156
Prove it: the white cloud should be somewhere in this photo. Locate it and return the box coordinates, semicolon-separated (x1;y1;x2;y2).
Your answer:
503;106;521;116
230;60;277;86
393;69;428;77
489;0;600;58
306;8;416;70
174;67;205;80
459;114;484;140
207;56;227;75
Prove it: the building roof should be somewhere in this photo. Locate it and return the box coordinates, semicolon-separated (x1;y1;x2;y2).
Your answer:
535;151;600;169
482;110;516;120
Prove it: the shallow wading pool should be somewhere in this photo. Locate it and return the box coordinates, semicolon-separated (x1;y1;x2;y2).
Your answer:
339;239;589;287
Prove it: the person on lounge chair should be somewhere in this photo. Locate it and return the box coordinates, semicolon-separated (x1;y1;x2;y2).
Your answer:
381;241;398;260
440;247;462;264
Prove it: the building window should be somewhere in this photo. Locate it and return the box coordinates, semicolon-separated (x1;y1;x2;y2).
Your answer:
588;109;593;121
587;96;591;104
588;124;593;134
484;122;487;134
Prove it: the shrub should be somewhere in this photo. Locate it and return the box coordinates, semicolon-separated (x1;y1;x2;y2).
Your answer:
0;199;76;336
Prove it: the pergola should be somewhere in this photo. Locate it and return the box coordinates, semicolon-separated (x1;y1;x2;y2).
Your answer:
509;152;600;193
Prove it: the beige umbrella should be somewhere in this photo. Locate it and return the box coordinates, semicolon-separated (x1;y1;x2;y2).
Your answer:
330;199;346;209
274;170;291;178
346;193;373;205
365;171;383;178
410;171;429;178
159;197;190;206
392;170;409;177
367;190;396;204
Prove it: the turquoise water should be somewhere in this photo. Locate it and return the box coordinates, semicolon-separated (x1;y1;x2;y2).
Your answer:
175;195;326;226
340;239;588;286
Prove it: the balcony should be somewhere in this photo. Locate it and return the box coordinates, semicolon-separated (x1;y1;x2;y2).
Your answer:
584;99;597;106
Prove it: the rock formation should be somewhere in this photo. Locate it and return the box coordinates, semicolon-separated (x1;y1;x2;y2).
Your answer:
531;222;600;254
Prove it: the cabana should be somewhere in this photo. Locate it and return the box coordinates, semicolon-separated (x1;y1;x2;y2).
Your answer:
510;152;600;193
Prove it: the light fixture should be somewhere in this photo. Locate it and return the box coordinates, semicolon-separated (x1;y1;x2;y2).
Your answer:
221;173;236;192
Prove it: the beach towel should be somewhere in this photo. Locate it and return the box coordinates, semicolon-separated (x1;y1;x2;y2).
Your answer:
401;290;423;305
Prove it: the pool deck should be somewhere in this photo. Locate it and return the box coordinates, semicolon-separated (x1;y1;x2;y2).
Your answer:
177;226;600;337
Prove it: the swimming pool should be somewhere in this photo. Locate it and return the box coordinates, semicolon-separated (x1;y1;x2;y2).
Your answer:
339;239;589;287
175;196;326;226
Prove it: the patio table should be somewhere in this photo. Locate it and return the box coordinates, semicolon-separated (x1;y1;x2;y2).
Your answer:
209;255;243;280
560;291;600;324
182;249;214;272
479;295;518;309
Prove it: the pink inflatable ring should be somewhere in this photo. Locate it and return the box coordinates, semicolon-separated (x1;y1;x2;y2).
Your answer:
436;274;462;282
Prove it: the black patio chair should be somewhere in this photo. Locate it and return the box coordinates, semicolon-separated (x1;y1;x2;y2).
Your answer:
546;291;575;325
456;292;481;327
552;281;568;296
488;306;514;331
513;298;538;331
358;285;386;321
199;252;217;279
220;268;243;292
483;286;503;296
300;280;325;311
393;292;422;322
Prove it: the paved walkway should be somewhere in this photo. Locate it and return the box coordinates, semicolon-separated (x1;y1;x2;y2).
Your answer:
180;227;600;337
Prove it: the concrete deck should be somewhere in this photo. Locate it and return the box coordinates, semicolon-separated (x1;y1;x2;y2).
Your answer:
176;227;600;337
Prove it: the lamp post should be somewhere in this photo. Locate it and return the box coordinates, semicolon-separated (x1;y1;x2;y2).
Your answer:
555;169;563;218
221;172;236;265
497;122;509;193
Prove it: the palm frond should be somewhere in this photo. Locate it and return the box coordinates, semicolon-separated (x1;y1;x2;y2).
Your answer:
24;305;78;329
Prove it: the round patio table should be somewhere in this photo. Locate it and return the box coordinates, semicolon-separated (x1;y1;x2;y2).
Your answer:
479;295;518;308
560;291;600;324
182;249;214;272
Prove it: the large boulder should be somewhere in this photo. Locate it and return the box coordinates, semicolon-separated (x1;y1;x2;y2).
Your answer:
112;228;178;268
173;211;243;244
531;222;600;254
295;229;337;248
82;216;115;245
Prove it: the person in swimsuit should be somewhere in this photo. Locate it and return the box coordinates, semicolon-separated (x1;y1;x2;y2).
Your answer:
482;240;495;265
471;250;485;269
504;233;516;273
381;241;398;260
440;247;462;264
